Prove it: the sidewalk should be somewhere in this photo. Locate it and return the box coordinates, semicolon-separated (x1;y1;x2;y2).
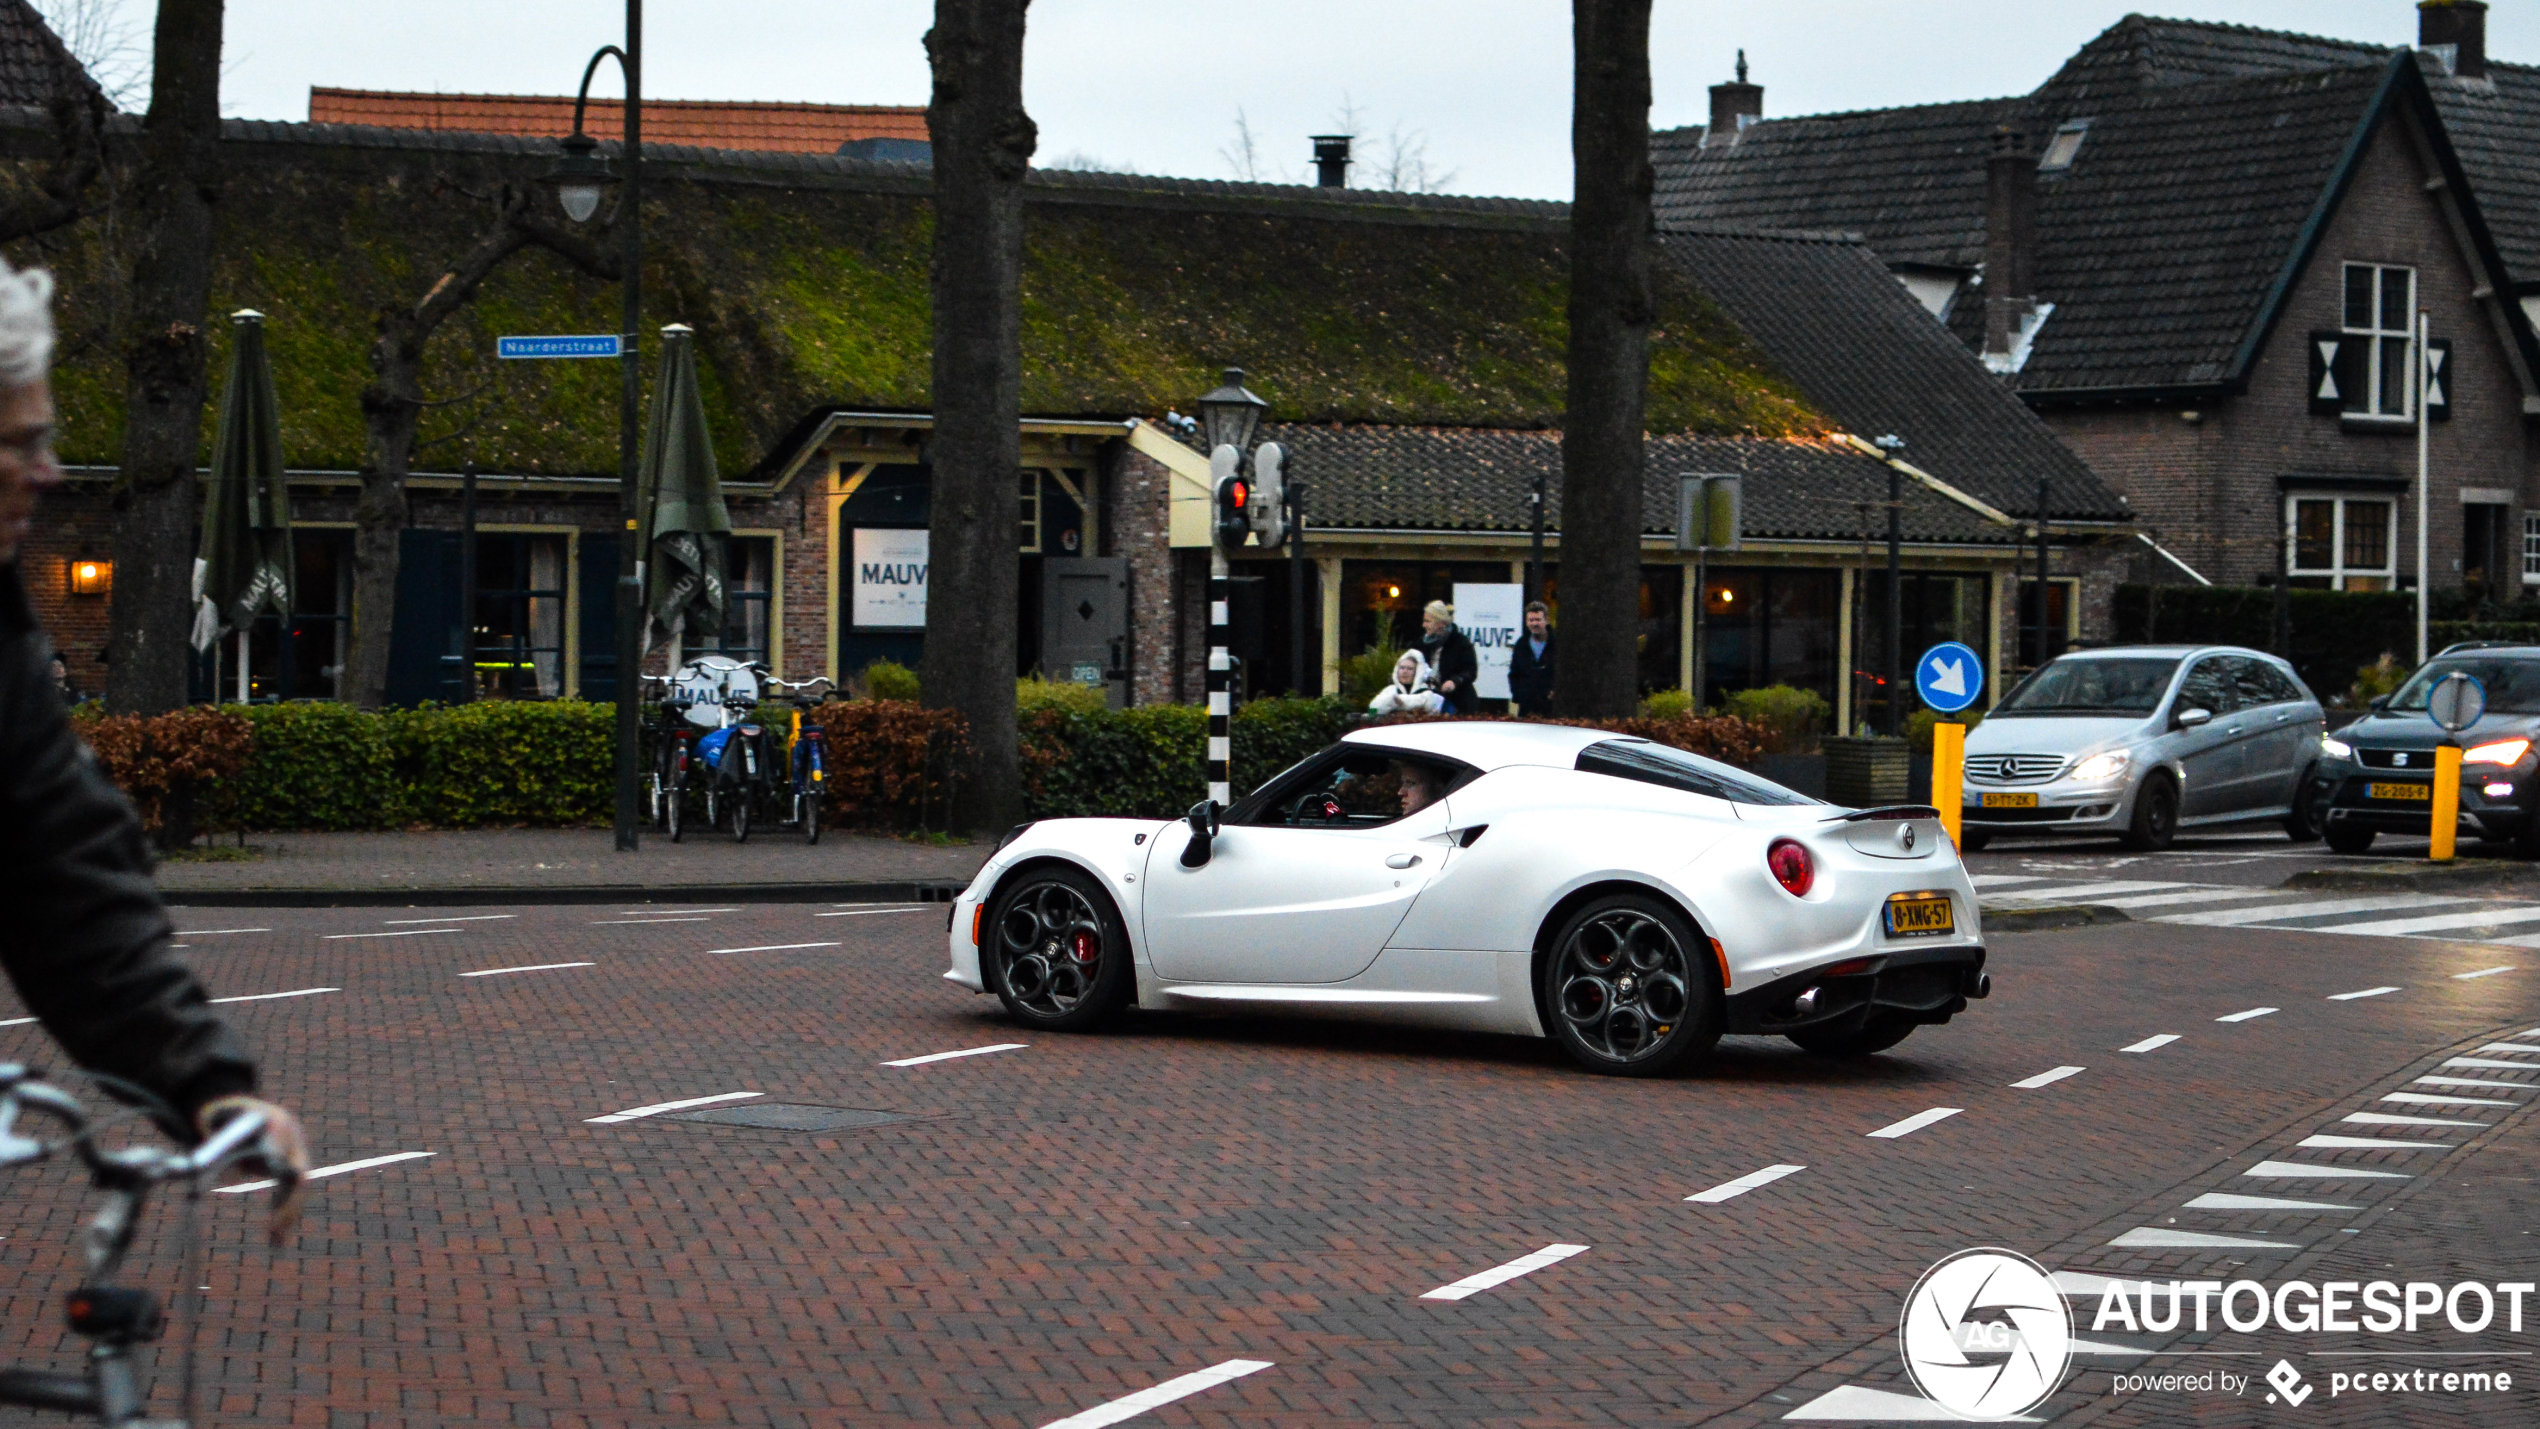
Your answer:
155;827;992;907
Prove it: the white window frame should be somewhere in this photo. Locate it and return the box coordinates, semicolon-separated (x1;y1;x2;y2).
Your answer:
2341;262;2417;420
2287;495;2399;590
2522;512;2540;585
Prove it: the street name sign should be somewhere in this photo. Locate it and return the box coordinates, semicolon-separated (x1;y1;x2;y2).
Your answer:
498;334;624;360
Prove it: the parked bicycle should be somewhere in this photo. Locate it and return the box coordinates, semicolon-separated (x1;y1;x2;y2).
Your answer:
0;1064;298;1426
766;675;835;844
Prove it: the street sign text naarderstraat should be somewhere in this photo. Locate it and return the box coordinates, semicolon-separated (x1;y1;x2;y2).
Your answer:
498;334;624;360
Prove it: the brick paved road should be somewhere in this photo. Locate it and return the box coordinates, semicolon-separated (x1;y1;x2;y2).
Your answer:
3;898;2535;1427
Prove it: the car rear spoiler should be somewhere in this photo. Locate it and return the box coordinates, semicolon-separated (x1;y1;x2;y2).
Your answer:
1821;805;1941;823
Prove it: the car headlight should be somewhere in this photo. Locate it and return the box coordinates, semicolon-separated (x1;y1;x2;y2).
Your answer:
2070;750;2131;783
2320;735;2354;760
2464;738;2532;767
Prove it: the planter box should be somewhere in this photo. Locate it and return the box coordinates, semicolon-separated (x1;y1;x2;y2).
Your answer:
1824;735;1910;809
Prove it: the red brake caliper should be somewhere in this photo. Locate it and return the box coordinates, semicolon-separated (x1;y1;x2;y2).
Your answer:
1070;931;1099;963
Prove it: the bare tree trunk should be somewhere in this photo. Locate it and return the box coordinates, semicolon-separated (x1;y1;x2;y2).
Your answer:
340;186;617;709
104;0;223;714
1555;0;1655;721
923;0;1034;832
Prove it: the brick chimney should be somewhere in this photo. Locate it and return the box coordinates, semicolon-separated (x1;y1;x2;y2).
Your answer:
1704;50;1762;149
1983;124;2039;362
1310;134;1352;188
2420;0;2487;79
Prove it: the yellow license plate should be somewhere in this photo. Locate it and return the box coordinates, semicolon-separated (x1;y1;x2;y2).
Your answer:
1980;791;2038;808
2369;782;2431;802
1885;892;1956;938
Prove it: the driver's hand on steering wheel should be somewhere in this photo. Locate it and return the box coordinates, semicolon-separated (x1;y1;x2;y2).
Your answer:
197;1095;312;1245
1316;794;1345;821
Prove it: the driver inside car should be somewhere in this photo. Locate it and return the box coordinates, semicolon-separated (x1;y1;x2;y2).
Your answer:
1394;760;1447;817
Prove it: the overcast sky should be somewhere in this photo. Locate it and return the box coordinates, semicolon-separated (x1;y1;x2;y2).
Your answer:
42;1;2540;200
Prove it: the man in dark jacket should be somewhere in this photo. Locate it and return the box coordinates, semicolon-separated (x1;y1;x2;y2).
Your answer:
0;258;305;1232
1508;600;1556;716
1418;599;1480;714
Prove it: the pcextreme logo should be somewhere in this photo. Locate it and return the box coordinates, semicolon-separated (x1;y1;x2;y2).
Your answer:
1899;1248;2075;1418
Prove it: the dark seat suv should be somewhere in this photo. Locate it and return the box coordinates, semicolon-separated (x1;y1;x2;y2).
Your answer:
2312;644;2540;855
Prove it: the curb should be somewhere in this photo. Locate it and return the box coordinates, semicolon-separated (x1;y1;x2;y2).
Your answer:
161;880;972;909
2280;858;2535;895
1979;902;2132;932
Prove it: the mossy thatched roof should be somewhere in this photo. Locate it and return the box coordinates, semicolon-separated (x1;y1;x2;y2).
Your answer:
1;118;1824;476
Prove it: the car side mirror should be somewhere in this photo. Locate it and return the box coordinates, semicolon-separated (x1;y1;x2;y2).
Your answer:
1179;799;1222;868
2174;706;2213;730
2368;695;2391;712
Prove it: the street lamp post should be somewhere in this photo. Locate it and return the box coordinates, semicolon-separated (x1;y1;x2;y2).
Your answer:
1197;368;1267;806
1874;434;1906;736
541;5;644;853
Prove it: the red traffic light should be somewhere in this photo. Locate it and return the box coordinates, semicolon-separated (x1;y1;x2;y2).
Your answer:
1228;480;1248;508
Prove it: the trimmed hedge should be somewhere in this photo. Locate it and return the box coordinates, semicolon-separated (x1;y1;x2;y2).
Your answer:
2112;585;2540;704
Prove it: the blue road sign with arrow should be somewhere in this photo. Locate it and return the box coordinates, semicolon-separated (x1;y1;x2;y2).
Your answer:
498;334;623;360
1916;641;1984;714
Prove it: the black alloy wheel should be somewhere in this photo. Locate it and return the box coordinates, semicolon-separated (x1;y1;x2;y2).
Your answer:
2120;771;2179;852
985;866;1131;1031
1788;1011;1919;1058
1541;893;1720;1077
2283;764;2325;843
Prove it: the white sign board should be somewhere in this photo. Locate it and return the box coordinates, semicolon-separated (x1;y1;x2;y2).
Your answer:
1453;582;1524;703
852;528;929;628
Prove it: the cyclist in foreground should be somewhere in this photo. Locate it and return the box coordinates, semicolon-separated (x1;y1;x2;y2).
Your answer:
0;254;307;1239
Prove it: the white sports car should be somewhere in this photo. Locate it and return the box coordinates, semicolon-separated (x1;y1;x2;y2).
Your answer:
943;722;1989;1075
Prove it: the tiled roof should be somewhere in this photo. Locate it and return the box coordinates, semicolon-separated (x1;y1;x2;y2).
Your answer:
1269;423;2017;546
1658;227;2122;519
1654;15;2540;394
306;88;927;155
0;0;96;109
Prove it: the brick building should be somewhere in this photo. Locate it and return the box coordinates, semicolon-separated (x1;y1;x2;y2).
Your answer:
1652;3;2540;618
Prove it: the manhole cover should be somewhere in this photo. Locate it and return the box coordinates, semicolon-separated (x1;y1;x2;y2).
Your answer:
668;1103;914;1132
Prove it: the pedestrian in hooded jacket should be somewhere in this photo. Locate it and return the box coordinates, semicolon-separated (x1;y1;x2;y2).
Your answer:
1418;600;1479;714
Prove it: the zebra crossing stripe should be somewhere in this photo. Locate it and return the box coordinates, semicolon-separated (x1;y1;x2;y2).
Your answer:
2329;908;2540;937
2157;894;2482;927
1983;880;2200;903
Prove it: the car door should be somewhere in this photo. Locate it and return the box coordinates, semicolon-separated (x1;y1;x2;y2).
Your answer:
2171;656;2245;819
1143;799;1455;983
2236;660;2319;813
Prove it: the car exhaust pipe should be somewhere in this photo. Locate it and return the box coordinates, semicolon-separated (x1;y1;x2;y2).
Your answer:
1964;970;1991;1000
1792;986;1821;1016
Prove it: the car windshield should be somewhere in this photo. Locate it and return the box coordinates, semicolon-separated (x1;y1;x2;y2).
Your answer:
2390;657;2540;715
1994;656;2180;716
1575;739;1819;806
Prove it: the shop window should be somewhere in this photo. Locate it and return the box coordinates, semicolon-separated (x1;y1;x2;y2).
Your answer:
2287;496;2395;591
718;536;774;666
470;533;569;700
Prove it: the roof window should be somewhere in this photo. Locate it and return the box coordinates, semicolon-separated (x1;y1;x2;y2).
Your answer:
2037;120;2089;172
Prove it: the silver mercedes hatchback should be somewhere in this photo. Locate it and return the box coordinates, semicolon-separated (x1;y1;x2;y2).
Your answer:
1958;645;2325;851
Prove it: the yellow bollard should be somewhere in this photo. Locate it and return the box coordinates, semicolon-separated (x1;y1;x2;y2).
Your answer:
1932;720;1966;850
2430;744;2462;863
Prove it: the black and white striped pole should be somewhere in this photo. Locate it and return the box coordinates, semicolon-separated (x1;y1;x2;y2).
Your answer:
1197;368;1270;810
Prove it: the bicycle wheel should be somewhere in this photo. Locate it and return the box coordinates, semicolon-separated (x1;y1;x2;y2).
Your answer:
731;785;752;844
804;784;822;845
667;777;685;843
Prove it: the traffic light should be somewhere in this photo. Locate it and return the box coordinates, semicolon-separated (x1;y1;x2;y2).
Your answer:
1250;442;1285;550
1210;443;1251;550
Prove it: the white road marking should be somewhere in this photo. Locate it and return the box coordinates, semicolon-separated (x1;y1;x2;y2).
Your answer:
2158;893;2473;927
2456;966;2517;980
2120;1034;2180;1053
216;1150;434;1195
1782;1384;2013;1422
1984;879;2199;903
882;1042;1029;1067
2329;986;2403;1000
2088;887;2289;910
2442;1056;2540;1071
2344;1112;2486;1128
2053;1271;2150;1301
2329;908;2540;937
2108;1227;2302;1250
2215;1007;2278;1023
2383;1091;2515;1107
1034;1359;1274;1429
209;987;337;1004
323;929;463;940
382;914;516;924
706;941;841;955
619;907;740;915
2244;1160;2409;1179
0;1016;33;1027
2473;1043;2540;1055
2296;1134;2450;1150
1685;1163;1805;1203
172;928;269;936
2011;1065;2085;1089
814;907;936;918
2415;1075;2531;1089
1866;1107;1962;1139
1418;1243;1590;1301
459;962;595;978
586;1091;761;1124
1968;875;2051;888
590;918;711;925
2184;1192;2356;1211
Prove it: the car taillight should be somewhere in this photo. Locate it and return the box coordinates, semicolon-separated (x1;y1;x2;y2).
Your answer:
1767;838;1814;897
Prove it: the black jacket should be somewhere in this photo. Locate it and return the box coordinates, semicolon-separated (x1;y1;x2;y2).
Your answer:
0;565;255;1125
1509;632;1556;712
1421;627;1480;710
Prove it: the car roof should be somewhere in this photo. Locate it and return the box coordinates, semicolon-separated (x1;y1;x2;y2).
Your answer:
1341;720;1613;770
